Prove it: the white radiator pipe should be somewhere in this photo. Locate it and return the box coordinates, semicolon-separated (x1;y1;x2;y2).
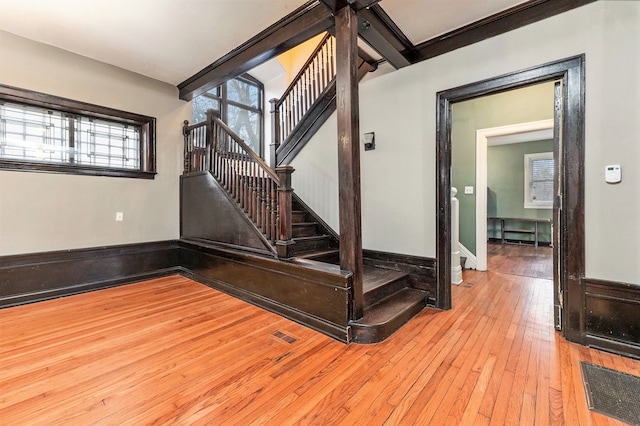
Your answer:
451;187;463;285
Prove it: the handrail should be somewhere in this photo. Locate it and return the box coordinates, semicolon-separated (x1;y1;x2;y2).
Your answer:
183;110;293;248
212;115;280;183
272;33;336;148
275;33;331;110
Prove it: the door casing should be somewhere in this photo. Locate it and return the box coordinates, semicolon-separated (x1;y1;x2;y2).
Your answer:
435;55;585;342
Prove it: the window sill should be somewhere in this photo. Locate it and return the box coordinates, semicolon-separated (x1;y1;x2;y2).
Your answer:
0;160;156;179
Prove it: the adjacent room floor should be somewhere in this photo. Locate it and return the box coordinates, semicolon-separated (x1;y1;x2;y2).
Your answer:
1;270;638;424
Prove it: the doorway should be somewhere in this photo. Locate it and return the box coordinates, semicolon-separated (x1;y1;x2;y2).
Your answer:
435;56;585;341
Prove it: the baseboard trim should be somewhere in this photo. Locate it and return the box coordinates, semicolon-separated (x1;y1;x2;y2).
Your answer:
458;243;477;270
0;241;182;308
583;277;640;357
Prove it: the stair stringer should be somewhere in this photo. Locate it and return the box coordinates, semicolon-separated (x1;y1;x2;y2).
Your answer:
181;171;277;256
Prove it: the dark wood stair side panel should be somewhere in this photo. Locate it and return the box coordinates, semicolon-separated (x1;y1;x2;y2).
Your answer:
179;241;352;342
350;288;429;344
180;172;274;255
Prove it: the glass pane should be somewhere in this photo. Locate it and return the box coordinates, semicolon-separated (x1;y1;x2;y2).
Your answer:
227;105;260;154
75;118;140;169
0;102;69;163
192;96;220;123
226;79;259;108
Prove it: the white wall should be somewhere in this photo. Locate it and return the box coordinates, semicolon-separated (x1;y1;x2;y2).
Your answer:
0;31;190;255
290;1;640;285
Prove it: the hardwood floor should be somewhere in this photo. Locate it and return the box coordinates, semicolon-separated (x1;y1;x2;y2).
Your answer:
487;241;553;280
1;274;639;425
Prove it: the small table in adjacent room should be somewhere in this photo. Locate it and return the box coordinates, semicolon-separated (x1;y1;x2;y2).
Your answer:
488;217;551;247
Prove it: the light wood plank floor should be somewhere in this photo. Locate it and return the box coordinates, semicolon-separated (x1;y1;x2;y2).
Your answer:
1;273;639;425
487;241;553;280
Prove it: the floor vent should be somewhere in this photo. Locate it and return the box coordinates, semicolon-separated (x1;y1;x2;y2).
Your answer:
273;330;298;344
464;283;474;288
580;361;640;425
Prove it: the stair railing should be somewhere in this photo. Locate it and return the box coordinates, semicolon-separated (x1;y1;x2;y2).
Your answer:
270;33;336;165
183;110;294;256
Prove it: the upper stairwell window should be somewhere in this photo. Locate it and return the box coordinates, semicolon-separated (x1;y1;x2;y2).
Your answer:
0;84;156;179
192;74;263;157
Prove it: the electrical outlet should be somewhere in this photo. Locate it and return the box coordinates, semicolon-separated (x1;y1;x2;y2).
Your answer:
116;212;124;221
464;186;474;195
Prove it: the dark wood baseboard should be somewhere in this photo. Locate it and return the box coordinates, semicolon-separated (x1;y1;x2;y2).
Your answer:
363;249;436;295
0;241;182;308
583;278;640;358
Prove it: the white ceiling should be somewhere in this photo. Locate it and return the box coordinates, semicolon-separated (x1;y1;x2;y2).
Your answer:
0;0;528;87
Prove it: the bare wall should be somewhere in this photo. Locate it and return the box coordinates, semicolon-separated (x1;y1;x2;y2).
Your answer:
0;31;190;256
290;1;640;285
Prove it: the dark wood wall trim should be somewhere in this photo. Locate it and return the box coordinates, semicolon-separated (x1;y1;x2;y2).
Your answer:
363;249;436;295
178;240;353;342
583;278;640;359
413;0;597;63
0;241;182;308
178;1;333;101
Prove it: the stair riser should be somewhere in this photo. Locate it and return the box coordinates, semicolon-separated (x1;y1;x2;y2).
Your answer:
292;212;308;223
294;238;332;254
292;225;319;238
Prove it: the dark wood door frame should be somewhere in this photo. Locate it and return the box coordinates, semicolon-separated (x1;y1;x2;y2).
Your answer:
435;55;585;343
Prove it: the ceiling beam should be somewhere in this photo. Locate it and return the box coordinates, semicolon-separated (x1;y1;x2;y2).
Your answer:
319;0;380;12
413;0;597;63
357;5;412;69
178;1;333;101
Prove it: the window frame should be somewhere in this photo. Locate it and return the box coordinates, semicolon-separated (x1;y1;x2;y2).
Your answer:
193;74;264;158
0;84;156;179
524;151;554;209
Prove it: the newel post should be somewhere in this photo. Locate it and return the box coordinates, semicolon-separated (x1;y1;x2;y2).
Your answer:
275;165;295;258
269;98;280;169
204;109;217;171
182;120;191;173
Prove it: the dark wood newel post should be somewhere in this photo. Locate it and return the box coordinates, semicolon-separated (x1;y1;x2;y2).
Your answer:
205;109;218;171
269;98;280;169
336;5;364;320
276;165;295;258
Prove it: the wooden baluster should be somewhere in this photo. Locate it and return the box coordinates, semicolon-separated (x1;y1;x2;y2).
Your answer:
270;181;278;243
276;165;295;258
270;98;280;169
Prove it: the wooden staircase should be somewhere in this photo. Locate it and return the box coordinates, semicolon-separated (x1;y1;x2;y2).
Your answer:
181;34;431;344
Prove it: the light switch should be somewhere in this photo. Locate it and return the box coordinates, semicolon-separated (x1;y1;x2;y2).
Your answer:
464;186;474;195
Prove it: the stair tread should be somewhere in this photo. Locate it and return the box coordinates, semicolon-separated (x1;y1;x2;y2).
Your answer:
296;249;339;259
363;266;409;293
292;222;318;227
293;235;331;241
352;288;427;327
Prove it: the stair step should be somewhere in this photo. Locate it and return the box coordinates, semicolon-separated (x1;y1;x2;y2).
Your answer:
292;210;308;223
293;235;332;254
296;249;339;263
292;222;319;238
363;266;410;307
350;288;428;344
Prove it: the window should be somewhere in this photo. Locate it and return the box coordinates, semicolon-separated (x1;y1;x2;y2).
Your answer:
0;84;156;179
192;75;263;157
524;152;554;209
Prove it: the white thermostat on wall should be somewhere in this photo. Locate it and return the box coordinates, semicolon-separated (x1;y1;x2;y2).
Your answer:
605;165;621;183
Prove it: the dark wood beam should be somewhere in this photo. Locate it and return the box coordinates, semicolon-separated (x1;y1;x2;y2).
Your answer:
178;1;333;101
319;0;380;12
357;4;412;69
335;5;364;320
413;0;597;63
